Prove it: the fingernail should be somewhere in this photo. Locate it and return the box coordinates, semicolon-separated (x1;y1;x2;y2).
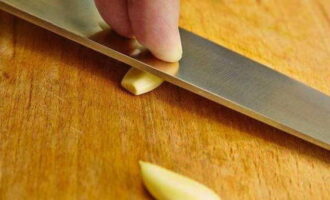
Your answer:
151;42;182;63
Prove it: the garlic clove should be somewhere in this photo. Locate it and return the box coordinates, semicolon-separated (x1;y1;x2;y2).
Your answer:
139;161;221;200
121;68;164;95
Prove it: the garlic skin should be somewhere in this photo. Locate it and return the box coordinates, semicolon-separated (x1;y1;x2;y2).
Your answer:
121;68;164;95
139;161;221;200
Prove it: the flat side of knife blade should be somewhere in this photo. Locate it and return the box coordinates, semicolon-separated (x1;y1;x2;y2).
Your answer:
178;29;330;150
0;0;329;150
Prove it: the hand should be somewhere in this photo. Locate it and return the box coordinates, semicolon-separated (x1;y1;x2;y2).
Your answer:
94;0;182;62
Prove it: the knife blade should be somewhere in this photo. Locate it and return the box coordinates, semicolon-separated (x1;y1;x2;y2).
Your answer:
0;0;329;150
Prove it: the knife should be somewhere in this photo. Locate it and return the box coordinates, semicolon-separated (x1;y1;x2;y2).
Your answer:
1;0;329;150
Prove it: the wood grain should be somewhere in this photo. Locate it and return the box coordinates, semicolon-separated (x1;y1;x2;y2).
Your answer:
1;0;330;199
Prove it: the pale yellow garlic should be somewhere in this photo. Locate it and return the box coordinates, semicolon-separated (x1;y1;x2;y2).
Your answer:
121;68;164;95
139;161;221;200
98;21;110;30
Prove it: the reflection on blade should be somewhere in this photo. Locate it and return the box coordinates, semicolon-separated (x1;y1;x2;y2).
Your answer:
0;0;329;150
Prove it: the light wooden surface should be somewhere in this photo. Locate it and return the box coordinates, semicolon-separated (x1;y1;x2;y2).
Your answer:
1;0;330;199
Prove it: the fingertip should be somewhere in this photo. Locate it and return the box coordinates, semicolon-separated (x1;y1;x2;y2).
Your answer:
134;28;183;62
128;0;182;62
150;41;183;62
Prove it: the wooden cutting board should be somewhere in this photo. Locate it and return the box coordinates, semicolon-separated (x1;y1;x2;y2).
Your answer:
0;0;329;199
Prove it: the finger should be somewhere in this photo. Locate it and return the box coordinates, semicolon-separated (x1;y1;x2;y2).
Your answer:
94;0;133;38
128;0;182;62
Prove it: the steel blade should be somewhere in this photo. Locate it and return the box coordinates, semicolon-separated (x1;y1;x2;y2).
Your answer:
0;0;329;150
